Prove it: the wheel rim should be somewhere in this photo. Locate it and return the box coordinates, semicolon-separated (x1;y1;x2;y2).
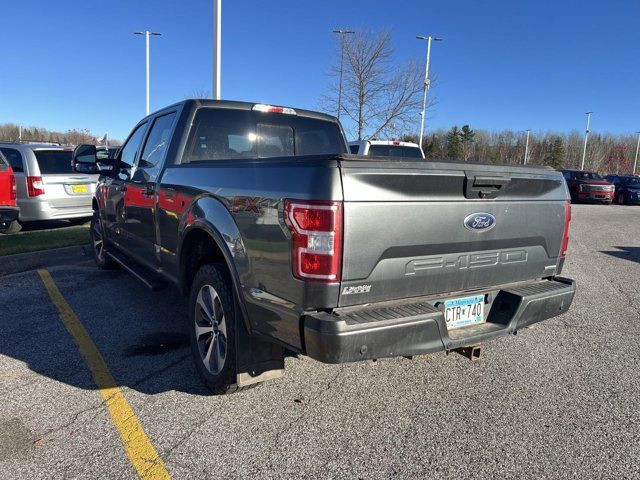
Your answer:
194;284;227;375
92;217;104;260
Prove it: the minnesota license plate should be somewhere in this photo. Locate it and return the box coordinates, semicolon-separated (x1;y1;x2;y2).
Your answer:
71;184;88;194
444;295;485;330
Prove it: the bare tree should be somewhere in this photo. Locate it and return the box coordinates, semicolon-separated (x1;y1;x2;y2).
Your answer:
321;30;429;140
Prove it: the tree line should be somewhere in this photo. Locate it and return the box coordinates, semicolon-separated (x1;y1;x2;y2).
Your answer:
401;127;637;173
0;123;120;146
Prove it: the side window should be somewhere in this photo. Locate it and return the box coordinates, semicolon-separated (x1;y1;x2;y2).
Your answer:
0;148;24;173
349;145;360;154
117;123;148;181
134;112;177;182
562;171;570;180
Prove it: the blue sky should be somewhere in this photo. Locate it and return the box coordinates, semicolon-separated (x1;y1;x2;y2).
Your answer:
1;0;639;141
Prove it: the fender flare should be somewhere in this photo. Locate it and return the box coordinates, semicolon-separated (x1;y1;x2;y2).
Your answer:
178;196;252;333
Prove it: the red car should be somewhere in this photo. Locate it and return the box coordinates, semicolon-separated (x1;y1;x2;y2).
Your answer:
561;169;614;204
0;151;19;233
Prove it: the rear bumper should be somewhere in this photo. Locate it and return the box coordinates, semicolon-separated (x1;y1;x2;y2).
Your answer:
0;207;19;223
17;198;92;222
303;277;576;364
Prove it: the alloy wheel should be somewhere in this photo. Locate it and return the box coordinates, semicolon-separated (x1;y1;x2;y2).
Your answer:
194;284;227;375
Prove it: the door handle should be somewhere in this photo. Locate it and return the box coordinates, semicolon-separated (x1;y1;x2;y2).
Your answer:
142;185;155;196
116;184;127;192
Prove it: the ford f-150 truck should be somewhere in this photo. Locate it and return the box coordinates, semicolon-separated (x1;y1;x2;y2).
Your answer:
72;99;575;394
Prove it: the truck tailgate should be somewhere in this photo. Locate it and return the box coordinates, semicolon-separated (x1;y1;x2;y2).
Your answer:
338;158;568;307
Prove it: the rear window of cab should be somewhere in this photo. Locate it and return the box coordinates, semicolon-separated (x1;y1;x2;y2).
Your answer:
182;108;347;163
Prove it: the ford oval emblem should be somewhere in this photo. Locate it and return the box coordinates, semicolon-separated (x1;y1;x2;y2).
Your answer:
464;212;496;232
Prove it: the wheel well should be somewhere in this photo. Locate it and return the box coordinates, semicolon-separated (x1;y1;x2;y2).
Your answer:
180;228;228;296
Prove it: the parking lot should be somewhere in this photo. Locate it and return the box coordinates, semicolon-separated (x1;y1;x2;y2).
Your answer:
0;203;638;479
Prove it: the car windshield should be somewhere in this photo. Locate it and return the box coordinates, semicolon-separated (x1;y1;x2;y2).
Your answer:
622;177;640;185
574;171;602;180
368;145;423;159
34;150;74;174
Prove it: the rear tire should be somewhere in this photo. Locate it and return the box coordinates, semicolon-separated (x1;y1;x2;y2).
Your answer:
188;263;251;395
90;210;115;269
0;220;21;234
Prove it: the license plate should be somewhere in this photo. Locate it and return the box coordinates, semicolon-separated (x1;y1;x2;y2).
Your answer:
71;184;88;194
444;294;485;330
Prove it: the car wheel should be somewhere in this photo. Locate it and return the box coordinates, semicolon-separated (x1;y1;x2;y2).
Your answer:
0;220;21;234
617;192;626;205
90;211;114;269
188;263;251;395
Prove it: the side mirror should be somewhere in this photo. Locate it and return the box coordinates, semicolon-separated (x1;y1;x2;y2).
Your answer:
72;144;112;175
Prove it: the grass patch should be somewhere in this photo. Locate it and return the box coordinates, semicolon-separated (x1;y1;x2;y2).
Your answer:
0;225;90;256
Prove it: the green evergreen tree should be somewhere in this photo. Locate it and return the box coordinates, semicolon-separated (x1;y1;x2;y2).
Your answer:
460;125;475;144
544;137;565;169
446;126;462;159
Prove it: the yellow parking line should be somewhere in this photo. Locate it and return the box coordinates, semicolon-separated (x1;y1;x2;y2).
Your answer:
38;269;170;480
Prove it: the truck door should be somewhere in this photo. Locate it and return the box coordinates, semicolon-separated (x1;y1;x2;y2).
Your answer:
103;121;148;249
123;111;177;267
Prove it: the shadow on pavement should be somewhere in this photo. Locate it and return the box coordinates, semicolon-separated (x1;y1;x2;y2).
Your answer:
20;219;90;232
600;246;640;264
0;265;215;397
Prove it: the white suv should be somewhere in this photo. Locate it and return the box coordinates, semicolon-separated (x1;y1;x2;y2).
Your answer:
0;143;98;229
348;140;425;159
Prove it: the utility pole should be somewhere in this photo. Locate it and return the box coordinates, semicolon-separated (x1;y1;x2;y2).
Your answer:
524;129;531;164
332;29;354;121
580;111;592;170
633;131;640;175
134;31;162;115
416;35;443;148
213;0;221;100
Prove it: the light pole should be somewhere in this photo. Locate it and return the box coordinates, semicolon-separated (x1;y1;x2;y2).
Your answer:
417;35;443;148
213;0;221;100
580;111;592;170
633;131;640;175
524;129;531;164
333;29;354;121
134;31;162;115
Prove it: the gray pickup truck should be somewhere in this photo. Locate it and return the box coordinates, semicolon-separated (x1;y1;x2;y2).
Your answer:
72;99;575;394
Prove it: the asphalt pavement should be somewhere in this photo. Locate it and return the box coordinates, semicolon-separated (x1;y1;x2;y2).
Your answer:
0;204;639;479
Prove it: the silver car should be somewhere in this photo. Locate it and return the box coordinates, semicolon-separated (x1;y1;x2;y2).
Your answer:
0;143;98;225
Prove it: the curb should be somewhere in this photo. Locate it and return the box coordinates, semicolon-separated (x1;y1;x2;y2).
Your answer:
0;244;92;276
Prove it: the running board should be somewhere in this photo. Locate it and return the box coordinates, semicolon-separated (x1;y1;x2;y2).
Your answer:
105;249;168;291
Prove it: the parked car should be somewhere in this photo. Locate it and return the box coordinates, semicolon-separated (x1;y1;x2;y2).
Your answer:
604;174;640;205
349;139;425;159
560;169;614;204
0;151;19;234
72;99;575;394
0;143;98;228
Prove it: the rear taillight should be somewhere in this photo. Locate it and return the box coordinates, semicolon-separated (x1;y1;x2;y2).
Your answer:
284;200;342;282
27;176;45;197
9;174;16;201
560;200;571;257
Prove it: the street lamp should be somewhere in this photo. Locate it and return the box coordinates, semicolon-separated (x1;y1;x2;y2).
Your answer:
213;0;221;100
333;29;354;121
134;31;162;115
580;111;592;170
524;129;531;165
633;131;640;175
416;35;443;148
